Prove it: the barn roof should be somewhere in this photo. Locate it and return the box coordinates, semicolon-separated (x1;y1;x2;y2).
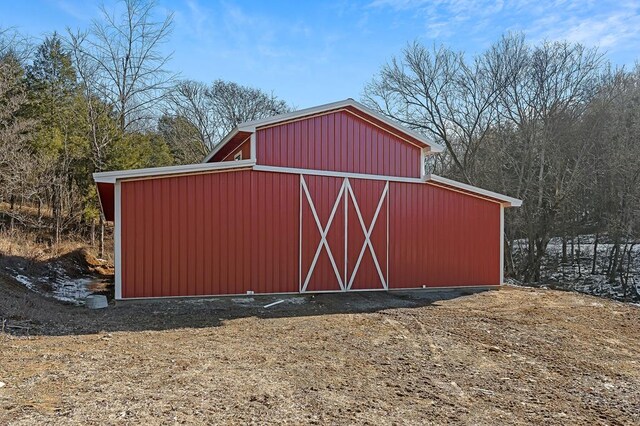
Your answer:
202;98;445;163
93;98;521;222
428;175;522;207
93;159;521;221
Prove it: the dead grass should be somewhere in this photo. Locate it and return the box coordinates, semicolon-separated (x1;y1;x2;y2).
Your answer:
0;202;114;262
0;286;638;425
0;231;87;260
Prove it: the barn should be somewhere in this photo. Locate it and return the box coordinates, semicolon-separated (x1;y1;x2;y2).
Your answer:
94;99;521;300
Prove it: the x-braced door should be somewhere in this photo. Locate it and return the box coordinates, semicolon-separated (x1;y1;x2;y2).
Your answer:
299;175;388;293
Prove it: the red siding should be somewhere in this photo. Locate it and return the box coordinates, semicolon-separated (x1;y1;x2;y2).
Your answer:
96;182;114;221
222;139;250;161
257;110;422;178
389;182;501;288
300;175;345;292
119;171;501;298
208;131;252;163
347;178;388;290
120;170;299;297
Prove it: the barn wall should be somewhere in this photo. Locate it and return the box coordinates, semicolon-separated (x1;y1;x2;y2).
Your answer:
223;139;250;161
208;131;252;163
389;182;501;288
119;170;299;298
118;170;501;299
97;182;114;221
256;110;422;178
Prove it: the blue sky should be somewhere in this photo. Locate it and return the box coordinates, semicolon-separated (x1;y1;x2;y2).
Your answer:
1;0;639;107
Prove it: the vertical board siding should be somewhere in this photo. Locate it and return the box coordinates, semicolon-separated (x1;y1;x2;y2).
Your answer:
257;110;422;178
299;175;390;292
300;175;345;292
120;170;501;298
96;182;115;221
346;178;387;290
225;139;251;161
389;182;501;288
120;170;299;298
208;131;253;163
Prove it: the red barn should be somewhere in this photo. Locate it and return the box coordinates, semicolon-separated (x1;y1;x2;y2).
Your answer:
94;99;521;300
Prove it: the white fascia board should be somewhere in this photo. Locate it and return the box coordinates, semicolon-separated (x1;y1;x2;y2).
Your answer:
429;174;522;207
254;165;425;184
93;159;256;183
239;99;445;153
202;99;445;163
237;99;355;131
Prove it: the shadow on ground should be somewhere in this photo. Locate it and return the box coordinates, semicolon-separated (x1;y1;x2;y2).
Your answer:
1;270;487;336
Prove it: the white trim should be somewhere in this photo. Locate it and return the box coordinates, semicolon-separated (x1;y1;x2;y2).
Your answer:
428;174;522;207
238;99;444;152
93;159;256;183
500;205;505;285
346;180;388;290
238;99;354;131
300;176;347;292
250;133;257;161
254;165;522;208
420;147;427;179
115;285;500;301
344;179;348;285
299;175;303;293
254;165;425;184
386;182;390;288
114;180;122;300
201;98;445;163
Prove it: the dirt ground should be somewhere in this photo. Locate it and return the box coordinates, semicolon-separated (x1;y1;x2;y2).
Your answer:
0;282;639;425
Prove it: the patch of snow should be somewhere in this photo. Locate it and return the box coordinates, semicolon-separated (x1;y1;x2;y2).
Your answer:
51;277;95;304
10;265;107;305
512;235;640;303
13;274;35;290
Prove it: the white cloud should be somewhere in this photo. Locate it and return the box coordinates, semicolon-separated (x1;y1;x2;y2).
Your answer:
368;0;640;57
51;0;95;21
536;7;640;49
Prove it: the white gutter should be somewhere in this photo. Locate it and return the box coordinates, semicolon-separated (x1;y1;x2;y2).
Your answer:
93;159;256;184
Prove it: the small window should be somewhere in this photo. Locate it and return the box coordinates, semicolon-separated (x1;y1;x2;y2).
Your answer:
233;152;242;161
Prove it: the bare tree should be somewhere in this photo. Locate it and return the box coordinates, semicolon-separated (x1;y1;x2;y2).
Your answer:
163;79;291;163
0;51;34;216
75;0;176;132
67;30;121;256
588;67;640;299
163;80;217;160
493;40;604;281
67;30;119;172
363;38;515;183
364;33;609;285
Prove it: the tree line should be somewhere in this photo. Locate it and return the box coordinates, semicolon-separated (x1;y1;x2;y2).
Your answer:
363;35;640;299
0;0;289;256
0;1;638;298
